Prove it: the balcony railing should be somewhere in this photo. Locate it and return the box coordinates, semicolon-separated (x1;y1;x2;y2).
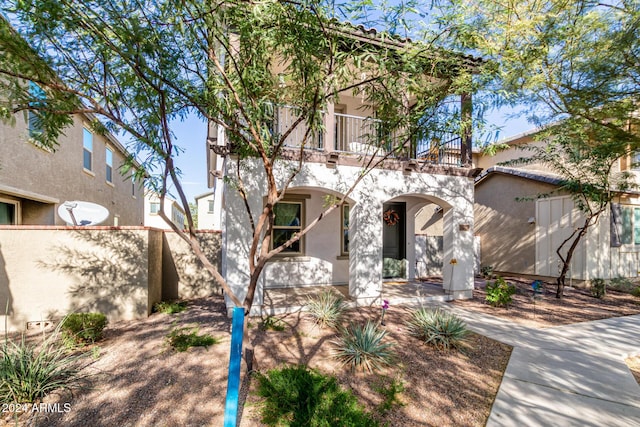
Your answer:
273;108;466;166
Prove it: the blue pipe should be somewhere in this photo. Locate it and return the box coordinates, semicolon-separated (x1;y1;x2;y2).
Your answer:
223;307;244;427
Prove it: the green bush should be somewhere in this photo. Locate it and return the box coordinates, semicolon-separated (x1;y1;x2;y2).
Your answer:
485;277;517;308
480;265;495;279
61;313;108;345
609;277;635;292
261;316;286;332
631;287;640;298
154;300;188;314
306;290;348;329
333;321;394;372
255;365;379;426
166;326;219;352
0;334;84;403
405;308;469;350
590;278;607;299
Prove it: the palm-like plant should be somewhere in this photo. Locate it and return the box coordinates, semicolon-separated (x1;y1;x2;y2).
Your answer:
333;321;395;372
306;290;348;329
405;308;469;350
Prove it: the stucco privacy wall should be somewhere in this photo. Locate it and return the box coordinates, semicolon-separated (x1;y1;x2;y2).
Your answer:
222;157;475;312
0;227;222;331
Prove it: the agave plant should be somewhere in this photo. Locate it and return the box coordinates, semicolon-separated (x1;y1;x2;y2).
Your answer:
333;321;394;372
306;290;348;329
405;308;469;350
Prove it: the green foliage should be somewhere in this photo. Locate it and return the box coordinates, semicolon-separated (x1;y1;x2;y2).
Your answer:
154;300;188;315
261;316;286;332
609;277;636;293
60;313;108;345
333;321;395;372
166;326;219;352
254;365;379;426
590;278;607;299
373;376;405;414
306;290;348;329
0;333;84;403
485;277;517;308
405;308;469;350
631;287;640;298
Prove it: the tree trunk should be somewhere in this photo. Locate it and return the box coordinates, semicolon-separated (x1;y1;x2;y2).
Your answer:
556;220;590;298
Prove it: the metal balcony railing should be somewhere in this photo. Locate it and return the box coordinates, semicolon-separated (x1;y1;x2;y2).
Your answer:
273;105;323;150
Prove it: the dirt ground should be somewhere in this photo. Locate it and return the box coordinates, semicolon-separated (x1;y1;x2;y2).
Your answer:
3;277;639;426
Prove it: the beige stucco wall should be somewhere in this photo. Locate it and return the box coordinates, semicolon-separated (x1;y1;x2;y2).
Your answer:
0;113;144;226
475;173;557;275
0;227;222;332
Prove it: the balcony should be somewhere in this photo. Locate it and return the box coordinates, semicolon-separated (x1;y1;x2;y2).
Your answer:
265;105;471;167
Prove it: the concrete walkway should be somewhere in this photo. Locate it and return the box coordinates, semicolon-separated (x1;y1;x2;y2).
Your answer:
441;306;640;427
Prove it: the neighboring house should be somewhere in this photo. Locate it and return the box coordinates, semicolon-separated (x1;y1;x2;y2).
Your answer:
474;130;640;281
208;26;483;313
144;192;186;230
195;190;221;230
0;110;143;226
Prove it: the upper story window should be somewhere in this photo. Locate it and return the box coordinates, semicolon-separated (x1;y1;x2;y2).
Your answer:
631;152;640;171
149;201;160;214
271;200;304;254
27;82;46;143
131;174;136;197
106;147;114;184
207;199;214;214
83;128;93;172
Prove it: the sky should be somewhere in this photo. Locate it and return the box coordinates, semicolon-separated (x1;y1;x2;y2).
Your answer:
168;106;535;204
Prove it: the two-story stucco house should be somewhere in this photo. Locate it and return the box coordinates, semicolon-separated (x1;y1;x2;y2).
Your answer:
207;25;483;313
0;110;143;226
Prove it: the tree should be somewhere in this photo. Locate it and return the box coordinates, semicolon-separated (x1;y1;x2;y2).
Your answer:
431;0;640;297
0;0;479;312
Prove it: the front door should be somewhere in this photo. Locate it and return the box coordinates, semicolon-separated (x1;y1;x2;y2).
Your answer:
382;202;406;278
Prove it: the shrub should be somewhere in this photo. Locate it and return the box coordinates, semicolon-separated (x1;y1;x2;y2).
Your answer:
255;365;379;426
485;276;516;308
480;265;494;279
306;290;348;329
154;300;188;314
166;326;219;352
590;278;607;299
609;277;635;292
333;321;394;372
632;287;640;298
261;316;286;332
0;333;84;403
60;313;108;345
405;308;469;350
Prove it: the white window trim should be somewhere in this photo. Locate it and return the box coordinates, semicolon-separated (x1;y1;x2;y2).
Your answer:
271;199;306;256
105;146;114;185
0;197;21;225
83;127;94;173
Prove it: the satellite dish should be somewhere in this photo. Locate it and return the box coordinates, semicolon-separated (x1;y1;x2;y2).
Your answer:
58;201;109;226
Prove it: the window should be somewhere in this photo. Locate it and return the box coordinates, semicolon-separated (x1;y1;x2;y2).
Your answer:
632;152;640;171
172;207;185;228
105;147;113;183
611;204;640;246
0;199;19;225
83;128;93;171
271;201;303;254
150;201;160;214
27;82;46;140
207;199;214;214
341;204;350;255
131;174;136;197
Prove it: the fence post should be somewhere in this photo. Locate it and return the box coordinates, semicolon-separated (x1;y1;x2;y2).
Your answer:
223;307;244;427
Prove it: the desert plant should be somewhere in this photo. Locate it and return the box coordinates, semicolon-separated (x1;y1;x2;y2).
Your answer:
0;333;84;403
333;321;394;372
480;265;495;279
306;290;348;329
166;326;219;352
255;365;379;426
261;316;286;332
609;277;635;292
373;376;405;414
153;300;188;314
60;313;108;345
590;278;607;299
485;277;517;308
405;308;469;350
